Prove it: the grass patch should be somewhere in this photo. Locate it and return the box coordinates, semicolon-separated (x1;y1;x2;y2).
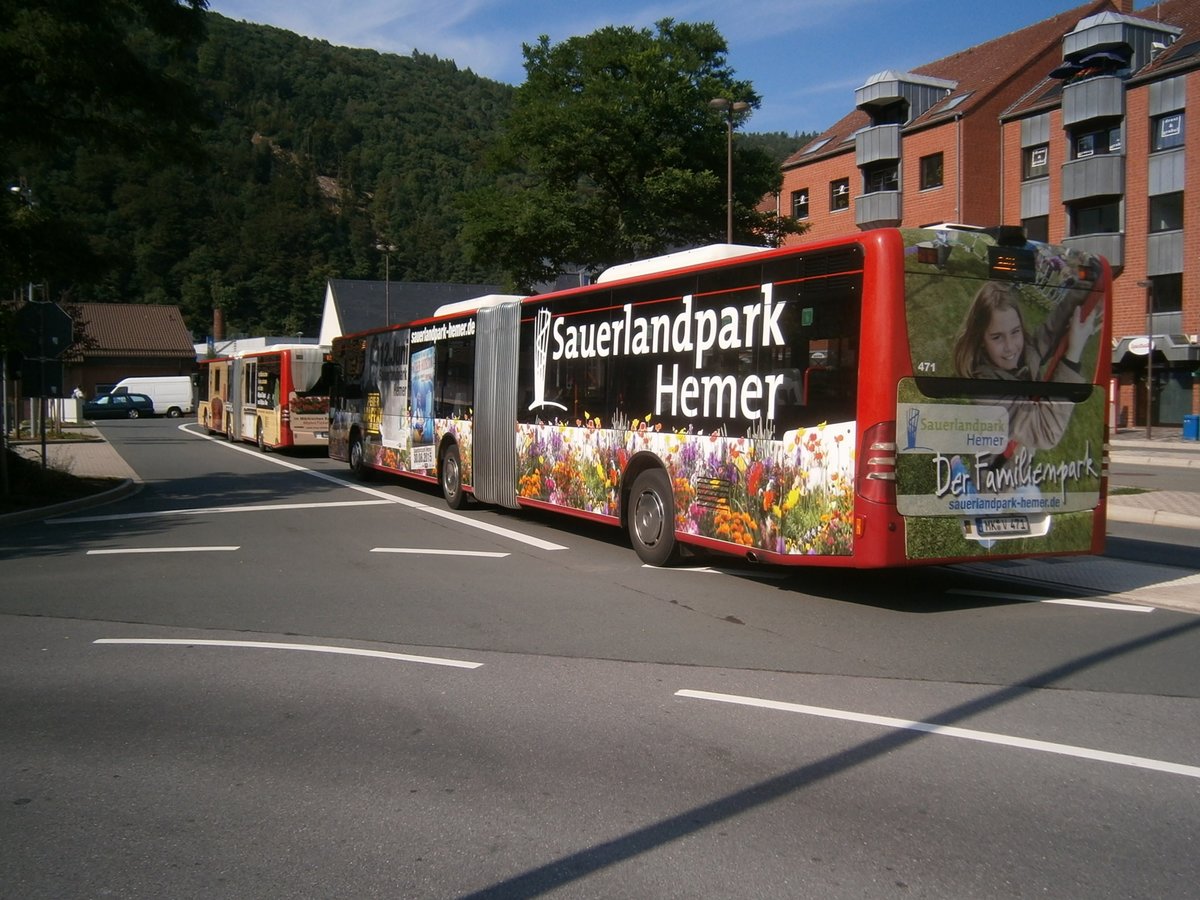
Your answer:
0;449;119;515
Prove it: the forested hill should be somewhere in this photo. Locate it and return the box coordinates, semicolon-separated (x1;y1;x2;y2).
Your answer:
34;12;808;340
35;12;513;339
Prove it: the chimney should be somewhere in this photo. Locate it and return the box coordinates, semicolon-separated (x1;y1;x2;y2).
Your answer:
213;307;226;342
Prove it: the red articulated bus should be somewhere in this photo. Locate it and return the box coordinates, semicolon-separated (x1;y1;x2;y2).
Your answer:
328;227;1111;567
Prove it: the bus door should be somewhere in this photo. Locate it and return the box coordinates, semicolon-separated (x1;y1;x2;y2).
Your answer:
222;358;244;440
238;358;258;441
471;301;521;507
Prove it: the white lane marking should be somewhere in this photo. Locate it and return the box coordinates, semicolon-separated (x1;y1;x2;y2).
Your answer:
94;638;482;669
676;689;1200;780
371;548;510;558
411;504;569;551
87;546;239;555
177;423;570;552
643;564;789;579
949;588;1154;612
55;500;392;524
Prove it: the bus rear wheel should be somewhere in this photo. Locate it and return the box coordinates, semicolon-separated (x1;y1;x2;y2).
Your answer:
628;468;679;566
348;434;370;480
256;420;267;452
440;443;466;509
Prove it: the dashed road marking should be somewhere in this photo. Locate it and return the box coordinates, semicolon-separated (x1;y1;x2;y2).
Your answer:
94;638;483;669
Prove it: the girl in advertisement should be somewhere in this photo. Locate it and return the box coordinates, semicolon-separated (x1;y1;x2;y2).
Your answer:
952;280;1098;451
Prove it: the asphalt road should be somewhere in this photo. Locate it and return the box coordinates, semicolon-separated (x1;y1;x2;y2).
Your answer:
2;418;1197;898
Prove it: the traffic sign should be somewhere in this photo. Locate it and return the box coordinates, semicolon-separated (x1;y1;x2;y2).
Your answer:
15;301;74;359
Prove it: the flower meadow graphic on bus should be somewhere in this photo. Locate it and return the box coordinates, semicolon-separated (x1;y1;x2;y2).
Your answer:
515;418;856;556
896;229;1105;557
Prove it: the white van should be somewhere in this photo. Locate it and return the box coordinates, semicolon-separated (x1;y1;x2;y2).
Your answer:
111;375;196;418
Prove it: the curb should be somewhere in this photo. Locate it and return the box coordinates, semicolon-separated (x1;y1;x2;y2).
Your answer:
0;478;142;527
1110;452;1199;469
1106;505;1200;530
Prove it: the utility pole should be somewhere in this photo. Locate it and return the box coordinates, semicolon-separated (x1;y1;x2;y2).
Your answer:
1138;279;1154;439
708;98;750;243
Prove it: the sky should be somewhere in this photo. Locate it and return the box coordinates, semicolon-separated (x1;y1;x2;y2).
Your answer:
204;1;1141;135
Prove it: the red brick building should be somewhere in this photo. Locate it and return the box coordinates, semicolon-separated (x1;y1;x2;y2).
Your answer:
999;0;1200;429
775;0;1199;429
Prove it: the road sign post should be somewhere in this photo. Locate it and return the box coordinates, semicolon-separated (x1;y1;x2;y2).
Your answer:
15;301;75;467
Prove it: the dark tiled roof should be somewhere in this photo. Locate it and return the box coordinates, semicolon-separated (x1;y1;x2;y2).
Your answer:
783;0;1114;168
71;302;196;359
1130;0;1200;80
329;280;503;336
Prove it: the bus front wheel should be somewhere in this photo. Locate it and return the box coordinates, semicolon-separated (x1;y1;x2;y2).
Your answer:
256;420;267;452
628;468;679;566
440;443;466;509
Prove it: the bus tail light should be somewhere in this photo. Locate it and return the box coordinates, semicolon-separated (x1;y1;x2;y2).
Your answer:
858;420;897;505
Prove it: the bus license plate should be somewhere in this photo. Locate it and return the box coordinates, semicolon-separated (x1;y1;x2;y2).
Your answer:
974;516;1030;537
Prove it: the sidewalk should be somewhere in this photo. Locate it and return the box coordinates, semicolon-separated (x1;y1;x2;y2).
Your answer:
1107;427;1199;530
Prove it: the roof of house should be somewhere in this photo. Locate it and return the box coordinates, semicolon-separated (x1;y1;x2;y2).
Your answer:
782;0;1114;169
327;280;504;336
69;302;196;360
1002;0;1200;120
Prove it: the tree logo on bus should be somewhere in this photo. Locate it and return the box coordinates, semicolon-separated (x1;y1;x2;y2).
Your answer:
529;308;568;412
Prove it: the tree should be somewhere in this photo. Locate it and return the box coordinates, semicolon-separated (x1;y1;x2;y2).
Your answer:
461;19;804;291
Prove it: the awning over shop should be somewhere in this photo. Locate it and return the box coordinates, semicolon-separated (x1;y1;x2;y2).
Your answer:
1112;334;1200;366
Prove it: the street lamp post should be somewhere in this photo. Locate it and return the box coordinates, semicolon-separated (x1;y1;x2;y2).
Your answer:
709;98;750;243
1137;279;1154;439
375;241;397;326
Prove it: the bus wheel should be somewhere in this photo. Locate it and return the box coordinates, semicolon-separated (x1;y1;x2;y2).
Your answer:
629;468;679;566
349;434;370;480
256;420;267;452
225;417;235;442
440;443;466;509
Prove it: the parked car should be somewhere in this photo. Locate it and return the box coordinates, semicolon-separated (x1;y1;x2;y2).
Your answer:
111;375;195;417
82;392;155;419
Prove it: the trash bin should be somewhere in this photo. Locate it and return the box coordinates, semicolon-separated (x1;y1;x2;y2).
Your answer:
1183;414;1200;442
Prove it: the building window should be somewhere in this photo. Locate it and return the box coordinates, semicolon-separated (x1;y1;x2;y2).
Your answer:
1022;215;1049;243
870;102;907;127
1149;272;1182;314
919;153;943;190
830;178;850;211
1149;192;1183;232
862;164;898;194
791;188;809;219
1069;198;1120;235
1072;123;1121;159
1023;145;1049;180
1151;112;1184;152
